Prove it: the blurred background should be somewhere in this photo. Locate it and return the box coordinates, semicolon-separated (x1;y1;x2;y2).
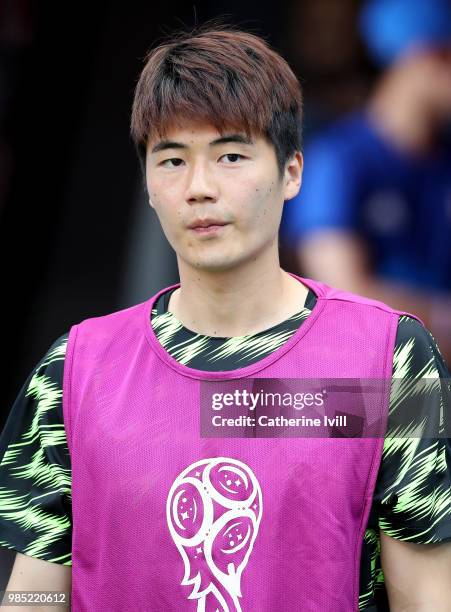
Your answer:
0;0;377;429
0;0;450;579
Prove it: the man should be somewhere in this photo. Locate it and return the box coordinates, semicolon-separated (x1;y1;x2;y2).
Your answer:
0;25;450;611
280;0;451;363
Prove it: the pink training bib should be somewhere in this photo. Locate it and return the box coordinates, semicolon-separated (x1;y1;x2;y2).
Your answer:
63;274;422;611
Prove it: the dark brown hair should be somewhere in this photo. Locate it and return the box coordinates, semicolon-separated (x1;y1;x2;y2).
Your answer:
130;24;303;177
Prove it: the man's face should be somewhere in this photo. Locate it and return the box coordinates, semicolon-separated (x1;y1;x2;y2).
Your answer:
145;122;302;273
404;46;451;120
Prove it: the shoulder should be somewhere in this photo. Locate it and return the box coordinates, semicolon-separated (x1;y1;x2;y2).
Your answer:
75;300;148;329
69;299;155;348
313;279;423;321
38;333;70;368
393;315;449;377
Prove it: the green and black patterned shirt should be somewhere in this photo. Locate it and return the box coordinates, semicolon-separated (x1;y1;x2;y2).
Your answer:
0;286;450;611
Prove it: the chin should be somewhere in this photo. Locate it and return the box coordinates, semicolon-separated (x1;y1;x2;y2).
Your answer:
186;255;240;272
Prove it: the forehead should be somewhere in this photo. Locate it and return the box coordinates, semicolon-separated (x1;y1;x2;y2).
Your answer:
147;120;260;150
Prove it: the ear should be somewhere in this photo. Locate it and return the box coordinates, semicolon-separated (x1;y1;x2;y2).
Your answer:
283;151;303;201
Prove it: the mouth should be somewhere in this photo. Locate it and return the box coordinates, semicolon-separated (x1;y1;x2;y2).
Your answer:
189;223;230;235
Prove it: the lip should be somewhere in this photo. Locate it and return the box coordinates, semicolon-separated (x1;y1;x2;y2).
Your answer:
188;219;229;229
189;224;229;235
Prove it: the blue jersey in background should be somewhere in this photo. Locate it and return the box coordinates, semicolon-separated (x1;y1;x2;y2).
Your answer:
280;112;451;291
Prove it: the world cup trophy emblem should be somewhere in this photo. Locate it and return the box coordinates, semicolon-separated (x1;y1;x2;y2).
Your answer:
166;457;263;611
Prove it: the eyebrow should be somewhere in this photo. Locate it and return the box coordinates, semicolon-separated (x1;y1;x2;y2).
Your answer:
150;133;254;154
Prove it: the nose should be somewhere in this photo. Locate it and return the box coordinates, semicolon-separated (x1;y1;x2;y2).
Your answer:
185;160;219;204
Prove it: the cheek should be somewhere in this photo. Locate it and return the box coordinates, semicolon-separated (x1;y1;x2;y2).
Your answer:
152;208;188;254
148;192;175;234
240;181;281;229
148;181;178;219
147;172;178;205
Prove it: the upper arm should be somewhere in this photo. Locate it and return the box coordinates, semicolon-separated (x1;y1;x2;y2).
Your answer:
380;530;451;610
375;318;451;542
0;334;72;566
377;319;451;608
4;551;71;609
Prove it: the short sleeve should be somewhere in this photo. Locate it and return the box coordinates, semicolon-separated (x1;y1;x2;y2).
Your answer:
374;316;451;543
0;334;72;565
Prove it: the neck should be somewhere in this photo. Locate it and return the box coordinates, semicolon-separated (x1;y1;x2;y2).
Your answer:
168;249;309;337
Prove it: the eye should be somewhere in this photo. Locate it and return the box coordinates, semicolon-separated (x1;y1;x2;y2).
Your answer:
219;153;245;164
160;158;184;168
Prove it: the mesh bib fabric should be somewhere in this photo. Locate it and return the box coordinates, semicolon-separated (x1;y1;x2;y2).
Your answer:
62;274;422;611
